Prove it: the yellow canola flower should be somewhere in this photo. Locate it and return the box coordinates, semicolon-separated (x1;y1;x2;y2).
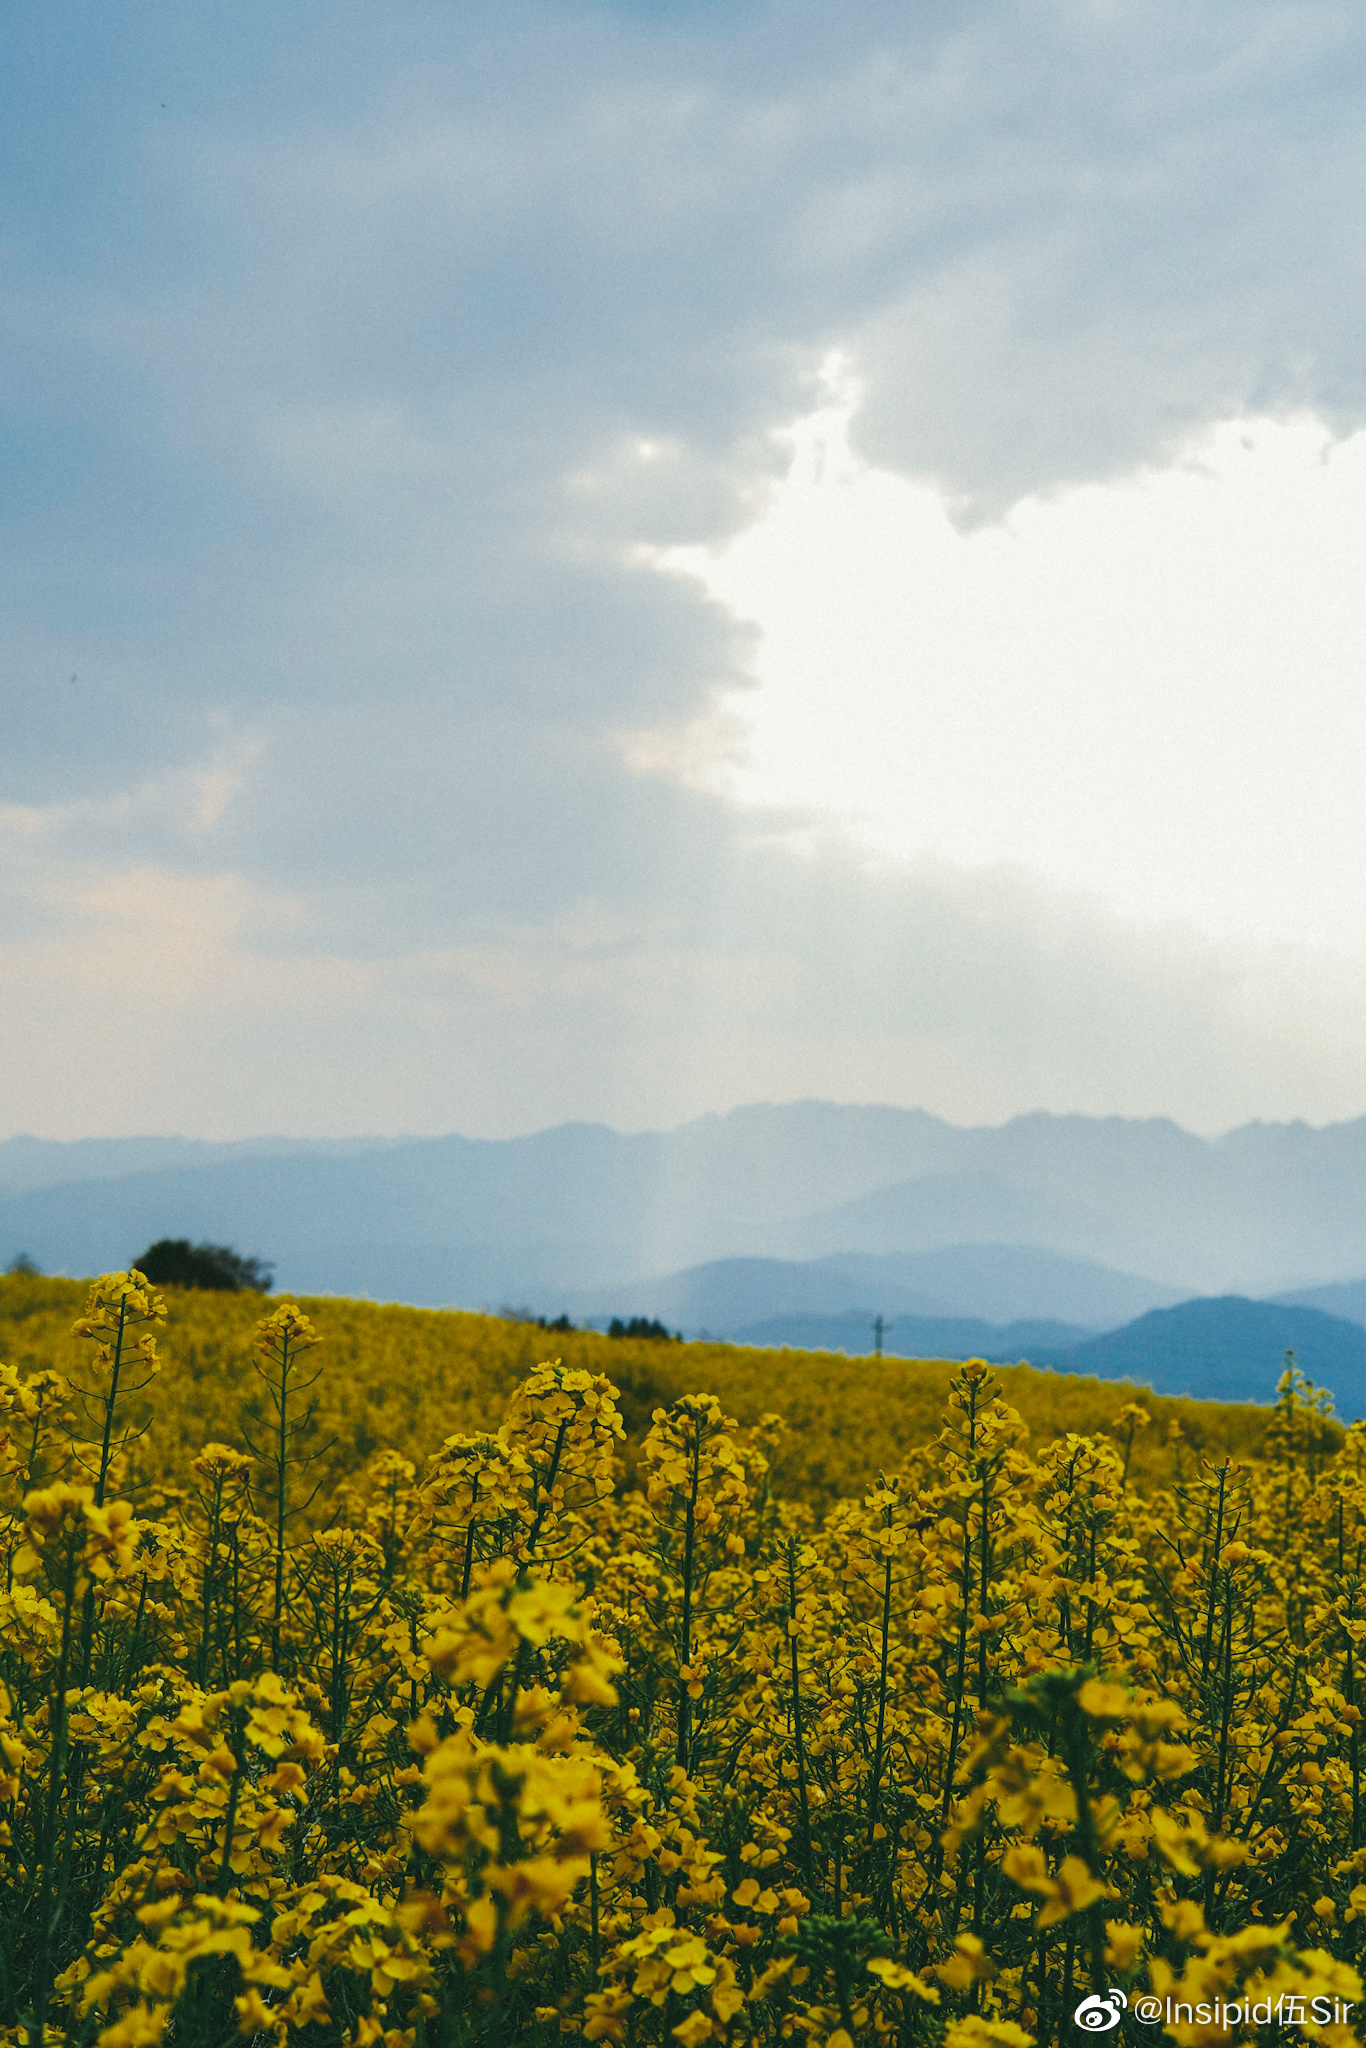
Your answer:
1;1283;1362;2048
866;1956;939;1999
255;1301;321;1362
944;2023;1036;2048
72;1270;168;1342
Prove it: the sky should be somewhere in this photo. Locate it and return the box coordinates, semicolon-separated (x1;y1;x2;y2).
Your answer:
1;0;1362;1142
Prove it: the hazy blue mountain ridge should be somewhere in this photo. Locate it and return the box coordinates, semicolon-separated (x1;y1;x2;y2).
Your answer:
812;1246;1185;1327
557;1255;950;1331
777;1172;1091;1263
1271;1280;1366;1326
1040;1298;1366;1416
0;1134;402;1193
1;1104;1360;1315
774;1118;1363;1293
556;1244;1183;1335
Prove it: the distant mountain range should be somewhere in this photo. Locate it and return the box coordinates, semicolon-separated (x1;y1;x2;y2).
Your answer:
1271;1279;1366;1324
0;1134;400;1193
555;1244;1186;1334
1;1107;1361;1399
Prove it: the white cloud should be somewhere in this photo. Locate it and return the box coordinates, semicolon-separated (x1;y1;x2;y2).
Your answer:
3;817;1360;1142
647;393;1366;960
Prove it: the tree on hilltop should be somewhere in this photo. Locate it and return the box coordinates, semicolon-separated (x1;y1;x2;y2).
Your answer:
132;1239;274;1292
608;1315;680;1342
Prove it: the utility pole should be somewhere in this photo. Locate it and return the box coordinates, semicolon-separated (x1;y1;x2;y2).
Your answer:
873;1313;885;1358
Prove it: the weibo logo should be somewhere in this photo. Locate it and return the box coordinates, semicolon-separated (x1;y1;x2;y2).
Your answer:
1074;1990;1127;2032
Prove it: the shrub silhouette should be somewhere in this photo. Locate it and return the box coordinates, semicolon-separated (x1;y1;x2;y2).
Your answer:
608;1313;679;1341
131;1237;274;1292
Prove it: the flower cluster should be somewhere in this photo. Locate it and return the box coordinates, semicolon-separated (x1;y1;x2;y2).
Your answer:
0;1271;1361;2048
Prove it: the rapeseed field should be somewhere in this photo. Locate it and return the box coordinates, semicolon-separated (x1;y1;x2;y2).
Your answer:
1;1271;1360;2048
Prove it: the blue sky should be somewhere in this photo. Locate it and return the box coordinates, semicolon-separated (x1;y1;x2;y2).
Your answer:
1;0;1362;1139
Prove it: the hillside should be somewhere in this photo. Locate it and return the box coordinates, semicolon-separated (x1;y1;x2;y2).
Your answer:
3;1270;1358;2048
0;1272;1322;1512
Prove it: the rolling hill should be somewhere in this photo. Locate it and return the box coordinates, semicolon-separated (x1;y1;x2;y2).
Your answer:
558;1243;1183;1336
1042;1296;1366;1413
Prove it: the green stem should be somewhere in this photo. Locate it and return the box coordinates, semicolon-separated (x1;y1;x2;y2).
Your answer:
28;1530;79;2048
787;1543;814;1887
675;1432;701;1770
865;1533;893;1850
